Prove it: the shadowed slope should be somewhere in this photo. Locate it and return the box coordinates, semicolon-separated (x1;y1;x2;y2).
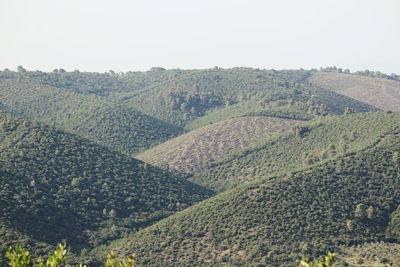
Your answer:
0;78;183;154
0;116;212;264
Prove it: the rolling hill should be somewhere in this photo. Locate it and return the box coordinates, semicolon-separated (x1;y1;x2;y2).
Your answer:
309;71;400;112
137;116;301;174
97;118;400;266
0;116;213;264
0;76;183;154
120;68;378;127
191;112;400;191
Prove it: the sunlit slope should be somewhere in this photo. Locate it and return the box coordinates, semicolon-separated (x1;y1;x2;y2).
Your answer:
309;72;400;111
191;112;400;191
100;122;400;266
137;116;301;174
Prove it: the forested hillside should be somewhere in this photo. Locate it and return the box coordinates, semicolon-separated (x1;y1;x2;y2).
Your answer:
0;116;213;265
0;76;183;154
1;67;399;266
192;112;400;191
121;68;377;127
98;119;400;266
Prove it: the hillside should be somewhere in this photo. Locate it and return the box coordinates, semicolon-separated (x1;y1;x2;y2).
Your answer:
309;71;400;111
0;116;213;264
192;112;400;191
0;76;183;154
121;68;377;127
97;121;400;266
137;116;301;174
0;68;378;130
338;242;400;266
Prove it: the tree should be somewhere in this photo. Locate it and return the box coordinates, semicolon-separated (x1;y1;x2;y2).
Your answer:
344;107;353;115
318;104;329;116
355;203;366;219
17;65;26;73
367;206;374;219
109;209;117;218
346;219;354;231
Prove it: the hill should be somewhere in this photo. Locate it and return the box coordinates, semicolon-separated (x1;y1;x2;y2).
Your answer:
0;116;213;264
120;68;377;127
338;242;400;266
137;116;301;174
0;76;183;154
1;68;378;130
309;71;400;112
97;119;400;266
191;112;400;191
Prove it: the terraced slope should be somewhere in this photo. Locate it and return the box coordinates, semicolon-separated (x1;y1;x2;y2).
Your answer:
98;121;400;266
137;116;301;174
0;116;212;264
0;78;183;154
192;112;400;191
309;72;400;111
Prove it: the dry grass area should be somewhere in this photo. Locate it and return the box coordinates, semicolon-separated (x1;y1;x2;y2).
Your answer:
338;242;400;266
309;72;400;111
136;116;300;174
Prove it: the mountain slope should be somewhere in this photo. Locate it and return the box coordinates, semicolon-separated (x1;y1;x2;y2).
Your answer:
0;116;213;263
309;71;400;111
137;116;301;174
0;77;183;154
99;120;400;266
192;112;400;191
121;68;377;127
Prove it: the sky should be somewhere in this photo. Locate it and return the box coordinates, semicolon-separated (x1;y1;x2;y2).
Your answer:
1;0;399;73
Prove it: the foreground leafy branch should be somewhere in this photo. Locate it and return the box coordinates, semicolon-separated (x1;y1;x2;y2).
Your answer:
6;244;135;267
299;252;336;267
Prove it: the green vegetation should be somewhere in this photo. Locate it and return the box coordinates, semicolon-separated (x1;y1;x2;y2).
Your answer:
299;252;336;267
0;77;183;154
118;68;377;127
0;116;212;265
192;112;400;191
98;122;400;266
6;244;135;267
338;242;400;266
1;67;399;267
137;116;300;174
319;66;400;81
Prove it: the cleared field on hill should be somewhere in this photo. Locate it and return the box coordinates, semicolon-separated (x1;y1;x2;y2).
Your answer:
339;242;400;266
309;72;400;111
137;116;301;174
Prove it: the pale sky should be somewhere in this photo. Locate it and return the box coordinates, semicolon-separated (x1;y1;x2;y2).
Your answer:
1;0;399;73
